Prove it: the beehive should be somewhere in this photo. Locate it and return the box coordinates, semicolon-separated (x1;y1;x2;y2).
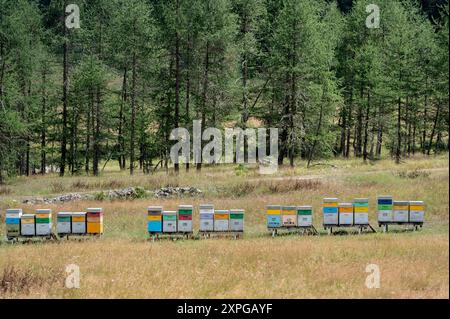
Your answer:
297;206;313;227
266;205;282;229
338;203;354;226
229;209;244;232
5;209;22;238
282;206;297;227
199;204;214;232
353;198;369;225
162;211;177;233
393;200;409;223
323;198;339;225
72;212;87;234
21;214;36;236
214;210;229;232
148;206;163;233
177;205;193;233
409;201;425;223
86;208;104;235
57;212;72;235
377;196;393;222
35;209;52;236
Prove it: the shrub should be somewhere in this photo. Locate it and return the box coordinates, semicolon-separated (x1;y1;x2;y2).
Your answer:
94;191;106;201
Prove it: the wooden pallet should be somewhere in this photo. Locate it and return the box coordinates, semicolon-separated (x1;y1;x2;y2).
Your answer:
6;233;57;243
268;226;319;237
323;224;376;235
148;232;194;241
378;222;423;232
198;231;243;240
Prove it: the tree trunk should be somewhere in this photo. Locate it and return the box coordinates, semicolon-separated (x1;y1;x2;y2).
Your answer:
40;68;47;175
118;68;127;170
363;91;370;162
197;41;210;172
0;43;5;104
70;100;79;175
307;100;324;168
406;97;411;156
60;2;69;177
93;87;101;176
130;48;137;175
422;83;428;154
185;38;192;172
395;97;401;164
85;89;93;174
427;102;441;155
340;105;347;157
345;91;353;158
26;140;30;176
174;0;181;173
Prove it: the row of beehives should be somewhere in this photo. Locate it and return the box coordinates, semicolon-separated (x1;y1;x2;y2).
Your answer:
4;208;103;239
3;197;425;239
148;205;245;233
267;197;425;228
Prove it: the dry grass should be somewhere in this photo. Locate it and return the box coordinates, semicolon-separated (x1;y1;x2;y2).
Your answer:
1;154;447;198
0;235;447;298
0;155;448;298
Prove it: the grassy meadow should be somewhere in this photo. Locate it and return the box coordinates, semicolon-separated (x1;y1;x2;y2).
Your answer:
0;154;448;298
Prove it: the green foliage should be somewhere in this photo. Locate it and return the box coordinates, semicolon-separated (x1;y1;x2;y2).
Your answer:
94;191;106;201
0;0;448;183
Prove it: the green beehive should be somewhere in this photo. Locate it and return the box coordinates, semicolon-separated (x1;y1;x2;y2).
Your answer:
229;209;244;232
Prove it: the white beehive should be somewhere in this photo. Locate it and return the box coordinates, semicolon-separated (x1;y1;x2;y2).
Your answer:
229;209;244;232
409;201;425;223
199;204;214;232
377;196;393;222
297;206;313;227
162;211;177;233
393;200;409;223
353;198;369;225
72;212;87;234
338;203;354;226
57;212;72;235
177;205;193;233
35;209;52;236
21;214;36;236
214;210;229;232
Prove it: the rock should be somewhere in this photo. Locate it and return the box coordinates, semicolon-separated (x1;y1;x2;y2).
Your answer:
21;186;202;203
154;186;202;198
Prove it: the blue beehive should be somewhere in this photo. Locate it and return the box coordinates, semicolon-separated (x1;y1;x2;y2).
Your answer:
6;209;22;238
266;205;282;228
323;198;339;225
147;206;163;233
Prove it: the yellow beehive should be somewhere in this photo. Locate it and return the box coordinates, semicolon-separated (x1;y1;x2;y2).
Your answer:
147;215;161;221
86;208;104;235
87;222;103;234
267;206;282;215
354;206;369;213
72;215;86;222
409;201;425;223
214;213;229;220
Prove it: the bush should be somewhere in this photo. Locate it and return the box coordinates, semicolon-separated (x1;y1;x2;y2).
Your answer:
397;169;430;179
94;191;106;201
134;187;147;199
234;164;249;176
